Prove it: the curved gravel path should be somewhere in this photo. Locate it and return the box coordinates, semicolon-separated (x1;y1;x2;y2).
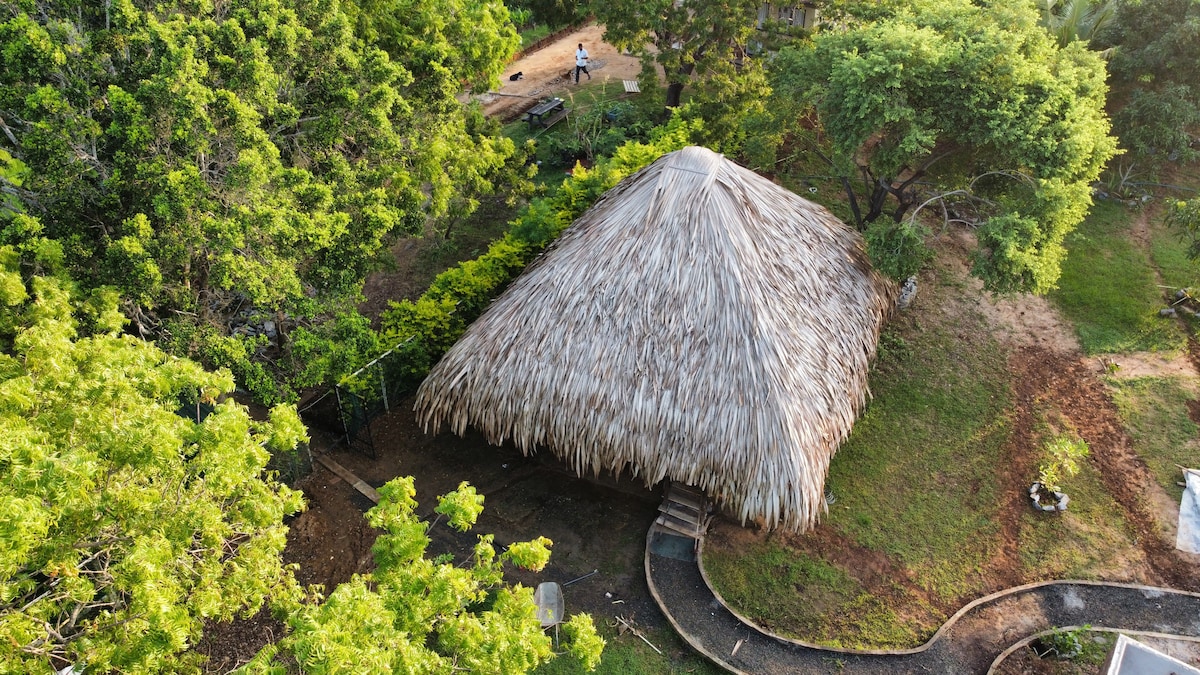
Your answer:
645;527;1200;674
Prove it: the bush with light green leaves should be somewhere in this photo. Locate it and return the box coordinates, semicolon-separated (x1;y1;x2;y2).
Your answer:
243;478;605;674
0;249;307;674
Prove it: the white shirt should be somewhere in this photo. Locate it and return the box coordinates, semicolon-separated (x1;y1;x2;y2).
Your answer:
576;48;589;67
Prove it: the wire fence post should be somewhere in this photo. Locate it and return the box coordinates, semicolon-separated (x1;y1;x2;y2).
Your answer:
334;385;349;448
381;366;390;413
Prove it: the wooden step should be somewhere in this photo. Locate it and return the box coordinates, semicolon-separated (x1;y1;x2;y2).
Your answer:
665;484;706;511
655;512;701;538
658;502;702;525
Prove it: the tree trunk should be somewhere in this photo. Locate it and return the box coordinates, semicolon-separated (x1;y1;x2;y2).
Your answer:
665;82;685;109
891;189;917;223
864;180;890;224
840;176;864;229
665;63;696;109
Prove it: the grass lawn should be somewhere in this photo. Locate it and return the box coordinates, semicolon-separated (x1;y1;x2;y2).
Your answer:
1016;458;1145;579
704;543;929;648
705;256;1014;648
1108;376;1200;500
519;24;555;48
823;295;1010;604
1149;208;1200;292
704;236;1150;649
1051;199;1186;354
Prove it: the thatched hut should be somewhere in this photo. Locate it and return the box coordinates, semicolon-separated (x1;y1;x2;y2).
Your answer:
415;146;897;531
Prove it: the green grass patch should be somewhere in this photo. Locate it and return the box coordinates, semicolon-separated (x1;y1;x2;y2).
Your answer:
823;280;1013;602
532;624;721;675
704;263;1017;648
1052;200;1185;354
1108;376;1200;499
519;24;554;49
704;544;926;648
1148;214;1200;292
704;544;857;634
1017;460;1142;578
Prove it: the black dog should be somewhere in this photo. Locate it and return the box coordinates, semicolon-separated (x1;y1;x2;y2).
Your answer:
509;71;523;81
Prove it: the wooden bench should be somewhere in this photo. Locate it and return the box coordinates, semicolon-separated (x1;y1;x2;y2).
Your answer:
622;80;641;94
524;97;567;129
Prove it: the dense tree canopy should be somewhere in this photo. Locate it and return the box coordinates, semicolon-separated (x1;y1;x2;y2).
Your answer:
1035;0;1115;49
1101;0;1200;162
0;250;306;673
770;0;1118;293
0;0;523;402
591;0;763;108
0;211;603;672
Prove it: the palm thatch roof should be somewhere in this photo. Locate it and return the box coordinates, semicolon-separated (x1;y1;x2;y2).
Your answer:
415;146;897;531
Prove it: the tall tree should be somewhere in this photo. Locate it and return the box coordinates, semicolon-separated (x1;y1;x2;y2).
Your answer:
1100;0;1200;163
351;0;520;95
0;246;307;673
592;0;763;108
770;0;1118;293
0;0;524;402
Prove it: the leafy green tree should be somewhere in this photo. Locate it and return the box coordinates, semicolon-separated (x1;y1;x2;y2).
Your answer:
1101;0;1200;162
0;0;524;402
770;0;1117;293
1036;0;1116;50
0;248;306;674
1165;196;1200;259
519;0;587;28
351;0;520;95
242;478;604;674
673;59;775;163
592;0;764;108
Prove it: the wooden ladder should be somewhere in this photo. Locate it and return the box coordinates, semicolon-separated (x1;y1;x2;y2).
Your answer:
655;483;709;539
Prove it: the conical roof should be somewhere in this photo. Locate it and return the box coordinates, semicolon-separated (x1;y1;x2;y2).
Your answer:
415;146;896;531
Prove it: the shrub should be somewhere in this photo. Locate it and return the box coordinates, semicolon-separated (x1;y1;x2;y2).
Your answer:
1038;435;1090;493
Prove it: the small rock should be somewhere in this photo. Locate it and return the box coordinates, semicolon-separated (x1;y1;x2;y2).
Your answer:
897;276;918;310
1160;307;1177;317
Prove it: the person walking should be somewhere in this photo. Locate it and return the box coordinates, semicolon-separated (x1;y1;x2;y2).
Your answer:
575;43;591;83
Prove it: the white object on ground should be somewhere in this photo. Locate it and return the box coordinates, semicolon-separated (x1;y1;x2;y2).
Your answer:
1177;469;1200;554
1105;633;1200;675
534;581;564;628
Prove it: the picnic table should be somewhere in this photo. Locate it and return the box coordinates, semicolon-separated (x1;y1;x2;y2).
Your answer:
524;97;567;129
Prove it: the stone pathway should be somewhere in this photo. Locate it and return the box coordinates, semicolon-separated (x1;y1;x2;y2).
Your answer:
645;526;1200;674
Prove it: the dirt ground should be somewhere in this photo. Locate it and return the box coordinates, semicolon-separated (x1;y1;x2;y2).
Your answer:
470;24;650;122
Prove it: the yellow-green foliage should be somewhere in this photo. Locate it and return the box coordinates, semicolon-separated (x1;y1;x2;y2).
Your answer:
1038;435;1090;494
